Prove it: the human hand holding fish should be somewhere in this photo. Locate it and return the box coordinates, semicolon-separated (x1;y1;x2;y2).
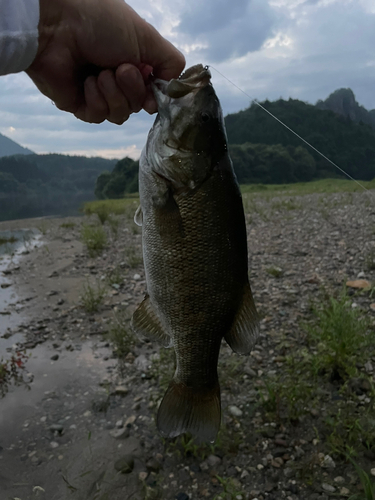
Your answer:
131;64;260;443
26;0;185;124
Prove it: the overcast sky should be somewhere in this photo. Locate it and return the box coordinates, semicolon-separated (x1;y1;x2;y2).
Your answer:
0;0;374;159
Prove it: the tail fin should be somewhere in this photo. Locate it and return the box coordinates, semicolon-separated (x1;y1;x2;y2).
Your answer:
156;379;221;443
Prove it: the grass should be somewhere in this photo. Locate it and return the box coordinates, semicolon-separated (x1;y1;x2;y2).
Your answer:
81;223;107;257
124;245;143;268
80;280;106;313
83;198;138;219
60;221;76;229
240;177;375;196
306;291;373;381
0;236;17;245
348;458;375;500
107;312;135;358
266;265;283;278
213;475;245;500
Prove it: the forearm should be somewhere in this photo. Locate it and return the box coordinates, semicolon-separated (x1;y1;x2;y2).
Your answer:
0;0;40;75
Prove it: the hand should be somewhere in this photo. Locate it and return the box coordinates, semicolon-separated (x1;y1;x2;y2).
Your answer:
26;0;185;124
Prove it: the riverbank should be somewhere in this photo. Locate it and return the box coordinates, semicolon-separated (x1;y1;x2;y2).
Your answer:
0;189;375;500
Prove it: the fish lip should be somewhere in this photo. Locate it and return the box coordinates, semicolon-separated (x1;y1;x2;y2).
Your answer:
153;64;212;100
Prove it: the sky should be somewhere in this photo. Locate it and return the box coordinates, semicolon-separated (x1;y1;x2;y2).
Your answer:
0;0;374;159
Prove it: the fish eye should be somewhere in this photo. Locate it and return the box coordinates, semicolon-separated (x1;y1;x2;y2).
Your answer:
201;112;210;123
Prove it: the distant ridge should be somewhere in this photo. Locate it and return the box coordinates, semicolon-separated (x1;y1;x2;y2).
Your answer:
316;88;375;130
0;132;34;157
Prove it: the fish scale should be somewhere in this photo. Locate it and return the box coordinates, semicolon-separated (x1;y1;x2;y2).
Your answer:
131;64;259;442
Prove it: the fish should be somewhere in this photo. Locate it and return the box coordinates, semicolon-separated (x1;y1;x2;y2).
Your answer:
131;64;259;442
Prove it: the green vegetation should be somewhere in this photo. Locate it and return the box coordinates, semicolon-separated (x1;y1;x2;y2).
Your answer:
60;221;76;229
307;292;372;381
81;223;107;257
80;280;107;313
107;312;135;358
266;266;283;278
0;153;116;221
258;289;375;462
214;475;245;500
348;459;375;500
0;235;17;245
83;198;137;218
95;157;139;199
226;97;375;182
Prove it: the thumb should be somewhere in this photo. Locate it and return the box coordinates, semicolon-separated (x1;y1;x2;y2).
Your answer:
138;22;186;81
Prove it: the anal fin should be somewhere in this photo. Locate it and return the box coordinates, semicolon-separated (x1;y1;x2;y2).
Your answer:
131;295;172;347
225;282;259;355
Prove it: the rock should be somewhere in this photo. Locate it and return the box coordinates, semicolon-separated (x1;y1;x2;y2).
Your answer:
357;271;366;278
50;354;59;361
346;279;371;289
333;476;345;483
125;415;136;427
50;442;59;449
113;386;129;396
321;454;335;469
371;468;375;477
364;361;374;373
175;493;189;500
109;428;129;440
146;457;162;472
49;424;63;434
114;455;134;474
133;274;141;280
229;406;243;417
207;455;221;467
134;355;149;371
283;467;294;478
322;483;335;493
340;487;350;495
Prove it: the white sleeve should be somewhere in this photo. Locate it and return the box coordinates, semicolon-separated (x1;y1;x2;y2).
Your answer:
0;0;40;75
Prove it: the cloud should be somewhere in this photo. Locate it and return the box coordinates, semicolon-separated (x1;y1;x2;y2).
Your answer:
175;0;277;62
0;0;374;159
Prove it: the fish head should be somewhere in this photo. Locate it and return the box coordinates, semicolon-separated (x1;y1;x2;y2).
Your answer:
145;64;228;193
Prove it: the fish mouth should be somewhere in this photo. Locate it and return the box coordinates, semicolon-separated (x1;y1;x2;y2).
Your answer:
152;64;211;100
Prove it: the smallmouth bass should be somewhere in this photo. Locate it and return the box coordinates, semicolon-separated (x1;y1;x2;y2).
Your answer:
131;64;259;442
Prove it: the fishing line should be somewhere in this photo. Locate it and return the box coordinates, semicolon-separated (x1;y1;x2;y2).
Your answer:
209;65;374;197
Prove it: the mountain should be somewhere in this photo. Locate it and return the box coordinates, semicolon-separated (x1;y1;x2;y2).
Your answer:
316;88;375;130
0;153;117;221
225;97;375;182
0;133;34;157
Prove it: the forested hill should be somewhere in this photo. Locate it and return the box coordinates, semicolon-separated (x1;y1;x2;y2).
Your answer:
0;154;117;221
0;133;34;157
225;97;375;183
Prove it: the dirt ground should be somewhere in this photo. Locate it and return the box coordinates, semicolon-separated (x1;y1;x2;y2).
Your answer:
0;189;375;500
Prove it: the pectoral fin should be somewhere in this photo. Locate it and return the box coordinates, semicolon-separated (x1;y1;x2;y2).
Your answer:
225;283;259;355
131;295;172;347
134;205;143;227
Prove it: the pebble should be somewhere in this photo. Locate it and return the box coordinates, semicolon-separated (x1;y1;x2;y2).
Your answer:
125;415;136;426
334;476;345;483
146;457;162;472
109;428;129;439
175;493;189;500
50;442;59;449
207;455;221;467
50;354;59;361
322;483;336;493
133;274;141;280
321;455;336;469
229;405;243;417
49;424;63;434
371;468;375;477
113;386;129;396
340;487;350;495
